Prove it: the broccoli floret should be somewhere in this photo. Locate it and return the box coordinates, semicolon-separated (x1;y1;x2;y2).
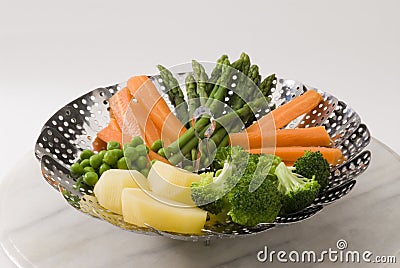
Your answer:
227;174;282;226
293;151;330;190
196;146;284;227
191;162;235;216
275;162;320;214
213;146;250;173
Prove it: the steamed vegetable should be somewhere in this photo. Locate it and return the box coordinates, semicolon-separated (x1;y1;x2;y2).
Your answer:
97;118;122;145
157;65;189;124
128;101;161;147
229;126;332;148
128;76;187;146
147;160;201;205
248;146;344;165
206;55;229;95
121;188;207;234
185;74;199;119
293;151;331;190
192;60;209;106
191;146;283;226
108;87;133;130
228;52;251;110
204;56;231;116
93;169;149;214
275;162;320;214
247;90;323;132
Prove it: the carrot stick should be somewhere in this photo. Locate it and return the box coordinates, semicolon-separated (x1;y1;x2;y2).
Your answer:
128;101;161;146
108;87;133;130
247;146;344;165
97;118;123;145
128;76;187;146
247;90;323;133
127;75;150;96
148;150;171;165
229;126;332;148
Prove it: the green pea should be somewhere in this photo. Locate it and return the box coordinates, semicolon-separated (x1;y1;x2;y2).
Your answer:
80;159;90;168
157;148;166;158
117;157;128;170
70;163;84;178
103;150;119;166
128;162;138;170
136;156;148;170
113;149;123;159
123;144;131;154
130;136;143;147
83;166;96;173
107;141;121;150
98;150;107;159
135;144;147;157
80;149;94;160
124;147;138;162
183;166;194;172
89;154;103;169
151;159;157;166
99;163;111;175
151;139;163;152
140;168;149;177
83;172;99;186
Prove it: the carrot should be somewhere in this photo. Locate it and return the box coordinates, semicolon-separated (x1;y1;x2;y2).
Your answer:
127;75;150;96
247;146;344;165
92;137;107;152
109;109;116;120
247;90;323;133
148;150;171;165
97;118;123;145
128;76;187;146
108;87;133;130
229;126;332;148
128;101;161;146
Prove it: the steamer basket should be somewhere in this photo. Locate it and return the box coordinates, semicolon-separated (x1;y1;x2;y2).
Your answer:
35;73;371;242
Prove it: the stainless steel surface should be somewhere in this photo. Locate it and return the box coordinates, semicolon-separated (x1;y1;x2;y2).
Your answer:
34;74;371;241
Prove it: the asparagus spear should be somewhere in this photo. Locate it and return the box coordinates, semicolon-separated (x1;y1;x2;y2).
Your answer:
205;57;231;117
259;73;276;97
228;53;251;108
206;55;229;95
231;64;261;111
244;73;276;127
192;60;209;106
157;65;189;124
185;74;199;120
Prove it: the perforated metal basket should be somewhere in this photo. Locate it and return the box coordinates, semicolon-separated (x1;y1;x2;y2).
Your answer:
34;74;371;242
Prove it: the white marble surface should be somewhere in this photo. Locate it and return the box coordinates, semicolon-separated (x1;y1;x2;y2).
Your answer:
0;139;399;267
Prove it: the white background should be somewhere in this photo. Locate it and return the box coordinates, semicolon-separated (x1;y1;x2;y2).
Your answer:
0;0;399;266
